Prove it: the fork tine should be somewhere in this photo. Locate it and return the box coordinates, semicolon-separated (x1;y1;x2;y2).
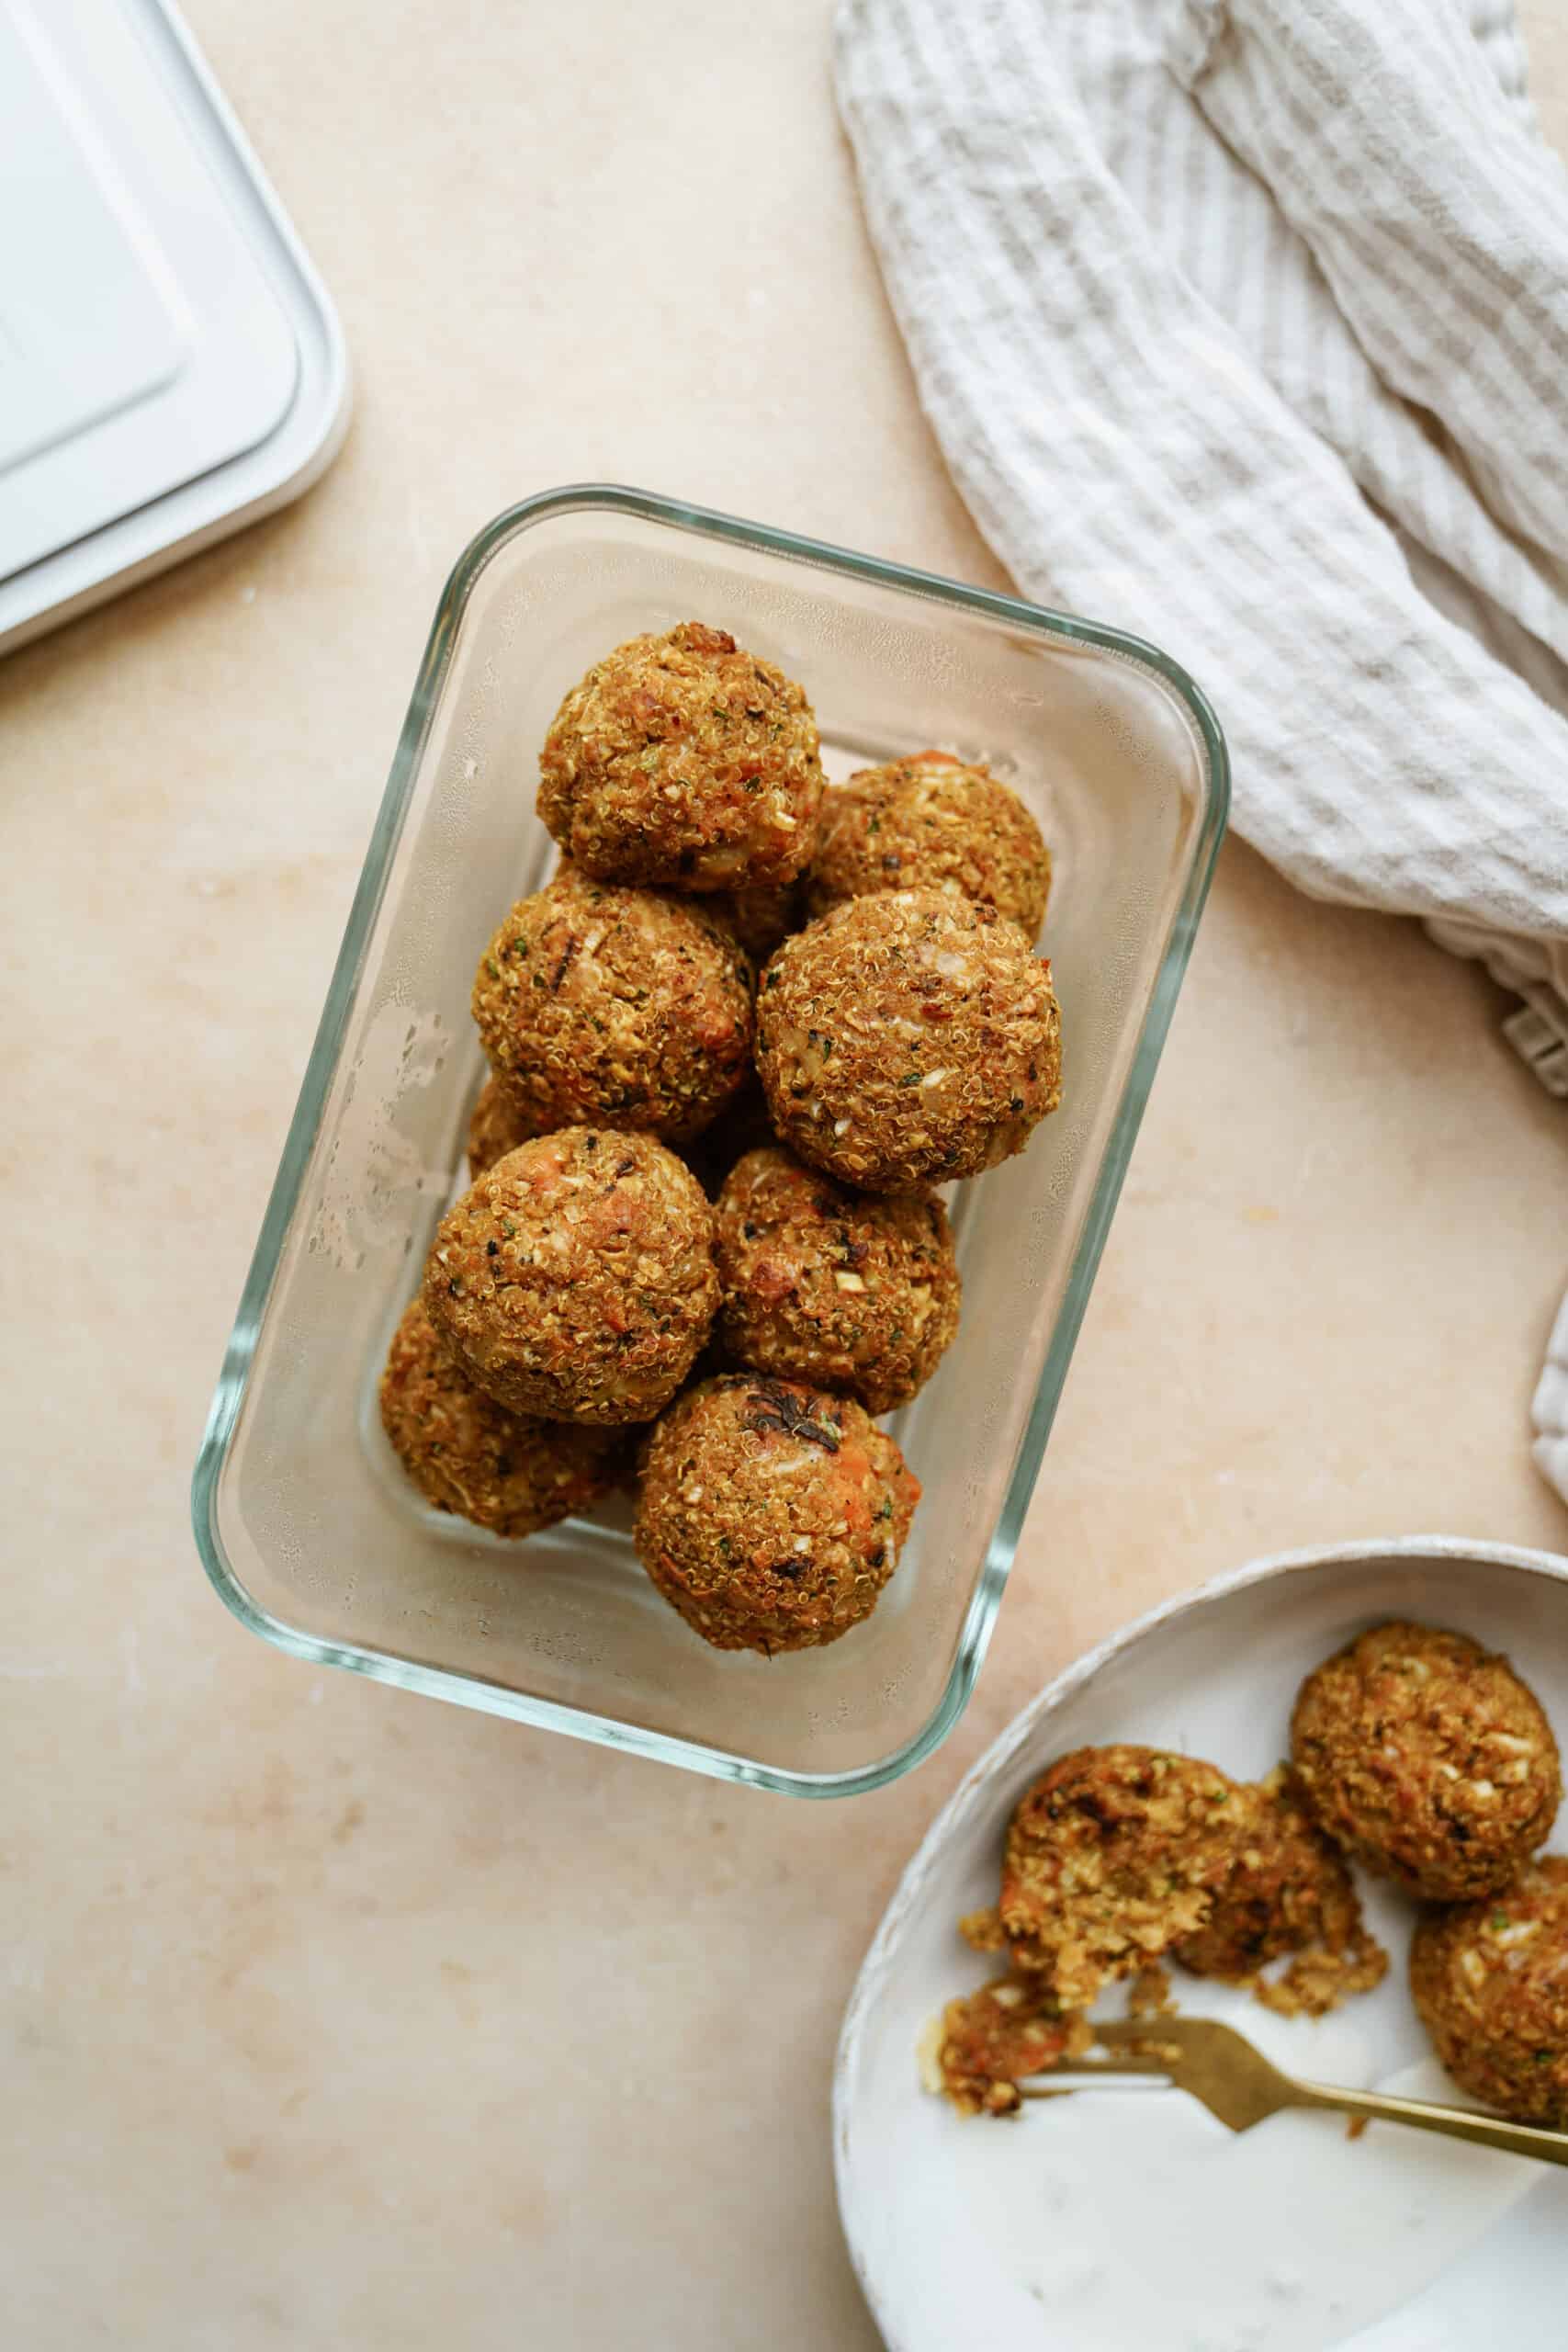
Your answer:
1020;2052;1174;2082
1091;2017;1197;2047
1018;2076;1174;2100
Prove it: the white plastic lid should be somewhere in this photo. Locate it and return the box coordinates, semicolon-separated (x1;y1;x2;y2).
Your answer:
0;0;349;650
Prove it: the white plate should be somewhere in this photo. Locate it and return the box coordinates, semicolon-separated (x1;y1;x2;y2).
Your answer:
836;1538;1568;2352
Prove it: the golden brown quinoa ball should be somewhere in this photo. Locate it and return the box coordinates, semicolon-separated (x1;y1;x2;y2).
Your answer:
634;1374;919;1655
468;1069;764;1196
378;1298;620;1538
997;1745;1245;2008
1173;1766;1388;2018
423;1129;718;1426
1411;1857;1568;2125
807;752;1052;942
470;869;753;1146
714;1146;960;1415
1291;1621;1561;1902
755;889;1063;1192
466;1076;528;1180
465;1077;738;1204
698;881;803;965
681;1073;780;1201
536;623;824;891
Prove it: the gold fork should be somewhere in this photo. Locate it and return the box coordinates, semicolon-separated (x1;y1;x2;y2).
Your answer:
1021;2015;1568;2165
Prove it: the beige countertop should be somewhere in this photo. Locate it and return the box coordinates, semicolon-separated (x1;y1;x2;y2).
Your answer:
6;5;1566;2345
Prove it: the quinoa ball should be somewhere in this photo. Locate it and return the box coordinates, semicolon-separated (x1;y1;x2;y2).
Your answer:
633;1374;919;1654
807;752;1052;941
423;1129;718;1426
468;1071;726;1193
755;889;1063;1191
470;869;753;1145
1410;1856;1568;2125
714;1146;960;1414
536;623;824;891
378;1298;619;1537
699;881;803;965
682;1073;780;1201
997;1745;1246;2008
1291;1621;1561;1902
1173;1765;1388;2018
466;1069;764;1197
466;1075;528;1180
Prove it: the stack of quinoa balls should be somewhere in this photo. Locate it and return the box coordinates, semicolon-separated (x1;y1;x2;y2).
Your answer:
931;1618;1568;2124
379;620;1064;1658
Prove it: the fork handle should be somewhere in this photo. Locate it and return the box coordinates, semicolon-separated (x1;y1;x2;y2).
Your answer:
1292;2079;1568;2166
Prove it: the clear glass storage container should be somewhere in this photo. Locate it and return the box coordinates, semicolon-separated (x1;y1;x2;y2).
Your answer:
192;486;1227;1796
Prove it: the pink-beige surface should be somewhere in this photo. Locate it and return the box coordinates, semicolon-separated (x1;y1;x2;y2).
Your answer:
3;5;1564;2345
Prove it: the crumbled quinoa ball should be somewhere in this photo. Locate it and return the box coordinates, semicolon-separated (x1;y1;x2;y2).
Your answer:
423;1128;718;1426
807;752;1052;941
1411;1856;1568;2126
378;1298;619;1537
755;888;1063;1191
1292;1621;1561;1902
634;1374;919;1654
714;1146;960;1414
1174;1765;1388;2018
471;868;753;1145
998;1745;1247;2008
922;1976;1093;2118
537;623;824;890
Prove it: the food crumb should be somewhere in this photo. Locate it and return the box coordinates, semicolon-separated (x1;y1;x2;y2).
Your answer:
926;1974;1091;2116
1127;1962;1174;2018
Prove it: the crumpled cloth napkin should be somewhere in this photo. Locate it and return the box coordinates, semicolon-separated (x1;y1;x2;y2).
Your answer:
835;0;1568;1503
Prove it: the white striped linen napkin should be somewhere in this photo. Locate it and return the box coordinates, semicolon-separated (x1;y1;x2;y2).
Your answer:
835;0;1568;1505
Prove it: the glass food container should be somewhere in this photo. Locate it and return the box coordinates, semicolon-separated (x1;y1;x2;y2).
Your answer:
192;485;1227;1796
